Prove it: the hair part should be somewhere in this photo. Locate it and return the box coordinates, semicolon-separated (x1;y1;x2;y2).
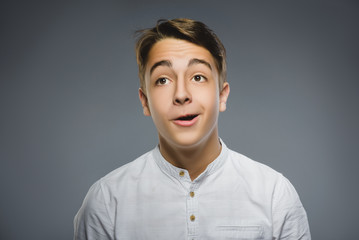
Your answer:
135;18;227;91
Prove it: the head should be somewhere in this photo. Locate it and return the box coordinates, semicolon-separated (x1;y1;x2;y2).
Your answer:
135;18;227;92
135;18;230;149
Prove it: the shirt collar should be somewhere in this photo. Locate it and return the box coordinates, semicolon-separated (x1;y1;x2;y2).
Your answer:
153;138;229;182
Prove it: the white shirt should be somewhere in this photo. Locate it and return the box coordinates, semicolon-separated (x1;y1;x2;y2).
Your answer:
74;140;311;239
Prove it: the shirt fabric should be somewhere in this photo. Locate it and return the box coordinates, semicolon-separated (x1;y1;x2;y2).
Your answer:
74;140;311;240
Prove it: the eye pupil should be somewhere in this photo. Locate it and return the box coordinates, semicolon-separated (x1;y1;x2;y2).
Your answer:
159;78;166;84
195;75;201;81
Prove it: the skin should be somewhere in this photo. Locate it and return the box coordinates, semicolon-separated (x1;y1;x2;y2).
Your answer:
139;38;230;180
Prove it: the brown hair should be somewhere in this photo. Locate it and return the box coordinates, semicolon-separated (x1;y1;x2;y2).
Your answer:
135;18;227;91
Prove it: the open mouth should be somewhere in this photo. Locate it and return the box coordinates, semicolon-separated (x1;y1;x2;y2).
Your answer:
176;114;198;121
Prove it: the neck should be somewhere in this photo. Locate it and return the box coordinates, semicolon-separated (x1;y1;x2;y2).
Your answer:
158;130;222;181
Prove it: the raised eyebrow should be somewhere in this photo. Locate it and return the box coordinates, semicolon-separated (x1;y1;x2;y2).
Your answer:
188;58;212;70
149;60;172;75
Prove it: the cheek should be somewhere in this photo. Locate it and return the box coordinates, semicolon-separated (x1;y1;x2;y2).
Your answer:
197;87;219;111
148;91;171;118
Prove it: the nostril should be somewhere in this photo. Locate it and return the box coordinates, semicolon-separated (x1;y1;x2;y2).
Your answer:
175;97;191;104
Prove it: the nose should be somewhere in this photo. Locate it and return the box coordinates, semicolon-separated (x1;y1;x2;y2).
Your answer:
173;79;191;105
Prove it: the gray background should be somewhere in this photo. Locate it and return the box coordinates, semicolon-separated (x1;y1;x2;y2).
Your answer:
1;1;358;239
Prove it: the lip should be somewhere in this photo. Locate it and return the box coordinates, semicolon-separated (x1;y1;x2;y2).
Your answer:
172;114;199;127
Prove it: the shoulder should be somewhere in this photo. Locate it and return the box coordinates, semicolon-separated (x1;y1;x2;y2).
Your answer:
74;149;156;238
226;148;310;238
225;148;302;204
77;148;156;214
226;148;283;183
86;147;162;188
231;150;301;207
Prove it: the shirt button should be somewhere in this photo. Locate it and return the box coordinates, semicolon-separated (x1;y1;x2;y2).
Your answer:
190;191;195;198
190;215;196;221
179;171;185;177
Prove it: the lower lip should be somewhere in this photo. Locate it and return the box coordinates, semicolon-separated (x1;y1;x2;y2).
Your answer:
173;115;199;127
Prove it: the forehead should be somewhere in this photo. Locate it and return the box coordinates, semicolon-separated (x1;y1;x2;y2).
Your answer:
146;38;216;71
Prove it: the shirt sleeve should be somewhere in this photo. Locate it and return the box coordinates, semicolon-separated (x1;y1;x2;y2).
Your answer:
272;175;311;240
73;181;114;240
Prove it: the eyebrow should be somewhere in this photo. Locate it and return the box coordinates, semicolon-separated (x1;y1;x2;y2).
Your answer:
149;60;172;75
188;58;212;70
149;58;212;76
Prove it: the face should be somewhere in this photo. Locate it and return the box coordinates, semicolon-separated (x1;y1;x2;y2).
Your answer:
139;38;229;148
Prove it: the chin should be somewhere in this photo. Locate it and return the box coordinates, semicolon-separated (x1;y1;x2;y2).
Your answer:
168;132;207;148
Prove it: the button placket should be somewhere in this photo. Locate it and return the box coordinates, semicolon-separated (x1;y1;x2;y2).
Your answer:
187;183;199;238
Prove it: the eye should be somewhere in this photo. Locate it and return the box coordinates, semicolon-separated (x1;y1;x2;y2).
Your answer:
192;75;206;82
156;77;170;85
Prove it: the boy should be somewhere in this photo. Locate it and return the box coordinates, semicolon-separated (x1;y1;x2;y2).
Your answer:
74;18;311;239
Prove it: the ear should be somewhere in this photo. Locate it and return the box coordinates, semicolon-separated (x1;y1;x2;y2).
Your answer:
138;88;151;116
219;82;230;112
